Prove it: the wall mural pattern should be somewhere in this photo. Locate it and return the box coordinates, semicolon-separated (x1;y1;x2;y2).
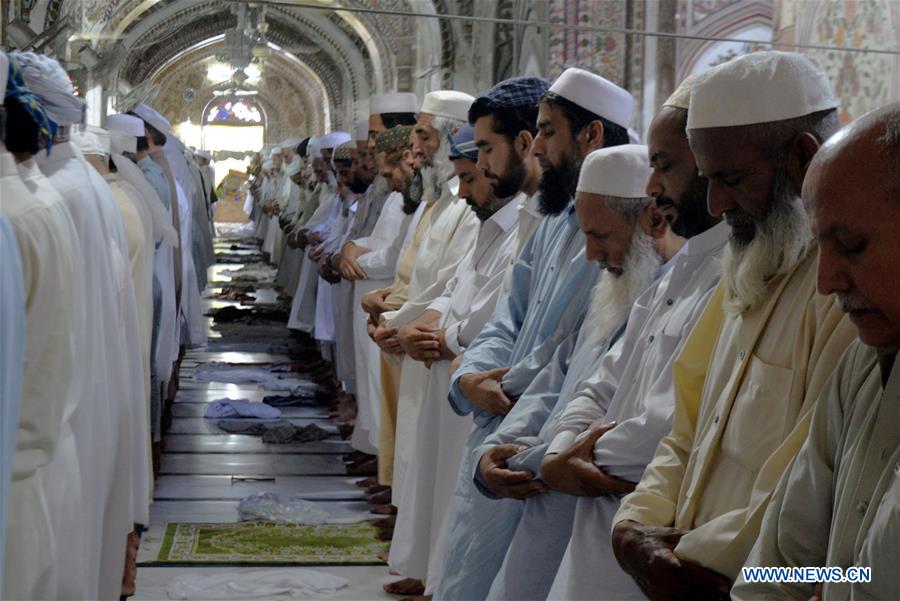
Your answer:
547;0;628;86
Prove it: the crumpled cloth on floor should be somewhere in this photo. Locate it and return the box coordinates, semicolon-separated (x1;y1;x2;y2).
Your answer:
205;305;290;323
262;423;331;444
237;492;330;524
215;418;292;435
203;399;282;419
166;568;348;599
193;363;319;393
262;393;320;408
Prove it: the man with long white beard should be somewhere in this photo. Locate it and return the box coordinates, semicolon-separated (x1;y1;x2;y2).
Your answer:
732;104;900;601
489;80;723;600
435;68;632;601
364;90;476;492
612;51;858;600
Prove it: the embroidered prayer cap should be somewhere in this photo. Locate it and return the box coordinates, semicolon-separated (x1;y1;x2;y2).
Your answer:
72;125;110;156
11;51;85;127
420;90;476;122
449;123;478;160
663;75;698;110
370;92;418;116
319;131;352;150
468;76;551;122
280;137;301;151
284;155;303;177
577;144;652;198
3;52;59;154
548;67;633;129
333;141;355;162
687;51;838;130
374;125;414;154
133;103;172;136
354;119;369;142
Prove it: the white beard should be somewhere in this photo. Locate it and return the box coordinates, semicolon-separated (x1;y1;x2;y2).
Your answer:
584;232;663;345
721;175;812;315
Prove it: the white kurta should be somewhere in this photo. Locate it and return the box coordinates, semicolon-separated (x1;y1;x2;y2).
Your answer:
384;185;481;506
36;143;139;601
733;340;898;601
3;150;81;601
175;179;207;347
350;192;417;454
389;195;522;583
0;210;24;594
287;182;336;332
106;173;154;525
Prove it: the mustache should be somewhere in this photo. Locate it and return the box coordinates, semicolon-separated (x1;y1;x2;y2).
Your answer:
836;294;876;313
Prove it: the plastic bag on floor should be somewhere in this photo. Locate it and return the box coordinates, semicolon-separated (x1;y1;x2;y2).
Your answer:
167;568;348;599
237;492;330;524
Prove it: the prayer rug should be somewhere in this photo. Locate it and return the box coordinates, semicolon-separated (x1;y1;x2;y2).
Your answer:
149;521;387;565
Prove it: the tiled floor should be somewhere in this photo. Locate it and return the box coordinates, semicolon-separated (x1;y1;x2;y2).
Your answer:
133;231;393;600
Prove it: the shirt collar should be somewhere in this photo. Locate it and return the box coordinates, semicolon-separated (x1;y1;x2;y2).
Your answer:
35;139;76;166
684;220;730;256
489;192;524;233
15;157;40;180
521;192;542;218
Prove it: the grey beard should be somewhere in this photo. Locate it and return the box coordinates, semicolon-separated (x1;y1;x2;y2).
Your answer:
584;232;662;345
721;173;812;315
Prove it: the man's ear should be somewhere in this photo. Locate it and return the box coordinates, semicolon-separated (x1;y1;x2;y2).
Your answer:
785;132;821;195
516;130;534;157
583;120;606;153
639;202;669;239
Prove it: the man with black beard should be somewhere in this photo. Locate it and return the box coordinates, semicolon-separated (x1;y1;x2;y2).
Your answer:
613;51;857;600
434;68;633;601
470;77;550;274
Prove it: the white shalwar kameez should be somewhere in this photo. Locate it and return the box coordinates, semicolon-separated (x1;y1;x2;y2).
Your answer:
389;194;522;584
2;149;80;601
350;192;417;454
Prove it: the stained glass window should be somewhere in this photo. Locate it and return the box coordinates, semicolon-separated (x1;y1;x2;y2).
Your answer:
205;100;263;125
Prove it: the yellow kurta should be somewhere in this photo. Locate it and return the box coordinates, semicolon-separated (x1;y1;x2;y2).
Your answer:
733;340;898;600
377;199;437;485
614;244;857;579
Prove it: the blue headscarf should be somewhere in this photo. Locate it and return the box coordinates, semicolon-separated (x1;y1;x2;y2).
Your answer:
4;55;58;155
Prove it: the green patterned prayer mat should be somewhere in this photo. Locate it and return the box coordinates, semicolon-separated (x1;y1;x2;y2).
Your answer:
149;521;388;566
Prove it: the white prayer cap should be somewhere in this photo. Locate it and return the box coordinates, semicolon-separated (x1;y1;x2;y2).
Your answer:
577;144;652;198
12;50;86;126
319;131;352;150
280;137;301;150
262;159;274;170
305;135;321;159
270;146;283;156
354;120;369;142
133;103;172;135
688;51;838;130
72;125;110;157
370;92;418;116
107;113;145;136
0;52;8;99
284;155;302;177
110;130;137;154
548;67;633;128
420;91;475;122
196;149;212;160
663;75;697;110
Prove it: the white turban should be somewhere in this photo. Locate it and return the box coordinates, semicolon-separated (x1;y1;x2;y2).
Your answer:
354;120;369;142
12;50;86;126
72;125;110;156
688;51;838;129
306;135;321;159
577;144;652;198
133;103;172;135
370;93;418;116
280;137;301;151
106;113;144;155
319;131;352;150
420;91;475;122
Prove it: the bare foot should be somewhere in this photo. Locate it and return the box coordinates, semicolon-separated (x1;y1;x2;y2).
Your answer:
366;487;392;505
376;527;394;541
376;514;396;529
378;550;390;562
383;578;425;596
370;504;397;515
356;476;378;488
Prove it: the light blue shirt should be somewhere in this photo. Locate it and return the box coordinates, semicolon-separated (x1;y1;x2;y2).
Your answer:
435;204;601;601
0;211;25;589
137;155;171;211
